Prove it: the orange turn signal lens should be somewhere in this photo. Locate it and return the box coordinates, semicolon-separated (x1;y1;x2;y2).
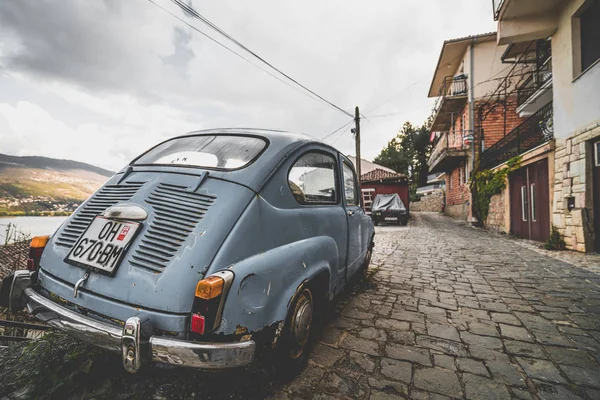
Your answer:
195;276;224;300
30;235;50;249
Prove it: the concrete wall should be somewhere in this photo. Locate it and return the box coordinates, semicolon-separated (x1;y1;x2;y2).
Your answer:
552;0;600;140
446;203;469;220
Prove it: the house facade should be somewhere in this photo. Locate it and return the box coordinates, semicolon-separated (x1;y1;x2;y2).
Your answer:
347;156;409;215
427;32;527;220
493;0;600;252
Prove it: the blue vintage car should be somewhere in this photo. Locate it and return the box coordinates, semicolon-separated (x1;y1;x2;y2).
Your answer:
1;129;375;374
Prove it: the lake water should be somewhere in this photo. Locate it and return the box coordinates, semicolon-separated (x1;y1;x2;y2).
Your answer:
0;216;68;240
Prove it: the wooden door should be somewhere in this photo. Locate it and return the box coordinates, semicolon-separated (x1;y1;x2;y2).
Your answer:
509;159;550;242
594;140;600;253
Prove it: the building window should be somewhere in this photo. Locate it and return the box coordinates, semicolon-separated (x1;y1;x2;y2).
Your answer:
581;0;600;71
595;141;600;167
521;186;528;221
574;0;600;76
288;152;338;205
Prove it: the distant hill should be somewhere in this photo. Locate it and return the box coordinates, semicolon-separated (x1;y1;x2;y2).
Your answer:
0;154;115;215
0;153;114;177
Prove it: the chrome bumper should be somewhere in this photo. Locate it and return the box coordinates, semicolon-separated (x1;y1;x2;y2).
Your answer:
9;272;255;372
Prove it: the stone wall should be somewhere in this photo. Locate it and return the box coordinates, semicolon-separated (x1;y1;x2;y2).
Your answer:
552;122;600;252
486;189;508;233
411;191;444;213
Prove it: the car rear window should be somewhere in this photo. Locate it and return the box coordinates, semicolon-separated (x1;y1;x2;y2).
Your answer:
133;135;267;170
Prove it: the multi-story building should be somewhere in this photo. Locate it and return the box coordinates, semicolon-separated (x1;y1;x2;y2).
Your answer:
493;0;600;252
427;32;526;220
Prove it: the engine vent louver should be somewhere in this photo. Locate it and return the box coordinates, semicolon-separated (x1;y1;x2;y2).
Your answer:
129;183;216;274
55;182;145;248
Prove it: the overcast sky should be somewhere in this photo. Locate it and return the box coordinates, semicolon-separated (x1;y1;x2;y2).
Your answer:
0;0;496;171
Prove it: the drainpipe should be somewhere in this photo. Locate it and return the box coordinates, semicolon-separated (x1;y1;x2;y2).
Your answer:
469;38;476;224
469;38;476;174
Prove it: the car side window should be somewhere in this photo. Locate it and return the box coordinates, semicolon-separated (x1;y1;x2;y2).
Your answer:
288;152;338;204
343;162;358;206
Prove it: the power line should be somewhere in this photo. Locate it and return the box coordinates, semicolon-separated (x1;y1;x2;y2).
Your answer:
160;0;353;118
330;125;353;145
146;0;340;111
321;120;353;142
364;77;428;114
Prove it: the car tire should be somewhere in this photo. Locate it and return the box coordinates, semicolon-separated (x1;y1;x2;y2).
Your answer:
273;287;314;379
374;220;379;226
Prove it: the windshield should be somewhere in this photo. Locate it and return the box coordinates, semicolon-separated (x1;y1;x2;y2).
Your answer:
133;135;267;170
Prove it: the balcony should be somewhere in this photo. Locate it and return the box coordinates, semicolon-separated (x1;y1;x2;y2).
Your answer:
480;102;553;170
493;0;563;45
430;76;469;132
428;131;470;174
517;54;552;117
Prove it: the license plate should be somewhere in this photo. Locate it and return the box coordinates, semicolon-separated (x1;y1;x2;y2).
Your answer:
385;217;397;221
66;217;140;275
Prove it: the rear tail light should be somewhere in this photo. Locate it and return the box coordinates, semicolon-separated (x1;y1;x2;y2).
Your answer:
27;235;50;271
191;271;233;336
191;314;206;335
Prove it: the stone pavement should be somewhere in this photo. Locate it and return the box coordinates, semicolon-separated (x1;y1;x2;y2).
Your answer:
277;213;600;400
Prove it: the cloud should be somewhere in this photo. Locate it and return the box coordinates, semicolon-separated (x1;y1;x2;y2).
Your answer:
0;0;497;169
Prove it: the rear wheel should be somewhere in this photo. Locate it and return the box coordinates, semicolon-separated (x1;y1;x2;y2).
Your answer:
274;287;314;379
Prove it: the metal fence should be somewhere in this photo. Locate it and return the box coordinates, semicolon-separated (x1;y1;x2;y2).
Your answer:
438;76;468;97
480;102;553;170
429;130;470;168
517;54;552;108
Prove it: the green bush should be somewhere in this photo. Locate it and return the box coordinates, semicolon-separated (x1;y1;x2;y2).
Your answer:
544;225;566;250
470;156;521;227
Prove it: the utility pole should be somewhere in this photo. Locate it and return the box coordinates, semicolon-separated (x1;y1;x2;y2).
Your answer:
353;106;362;205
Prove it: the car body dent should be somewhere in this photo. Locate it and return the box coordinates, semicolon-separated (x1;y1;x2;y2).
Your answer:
215;236;335;335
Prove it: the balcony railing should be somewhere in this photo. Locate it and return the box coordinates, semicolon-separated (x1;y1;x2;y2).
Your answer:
428;130;470;169
492;0;505;20
438;75;468;97
430;76;469;132
480;102;553;170
517;56;552;108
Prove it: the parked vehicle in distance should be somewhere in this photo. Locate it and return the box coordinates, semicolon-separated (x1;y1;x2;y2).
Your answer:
371;193;408;226
0;129;375;375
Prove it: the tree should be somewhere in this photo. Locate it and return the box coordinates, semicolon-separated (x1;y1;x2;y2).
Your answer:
373;121;432;194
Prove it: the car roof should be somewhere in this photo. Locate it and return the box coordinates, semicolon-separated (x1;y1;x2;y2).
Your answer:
182;128;317;147
158;128;343;191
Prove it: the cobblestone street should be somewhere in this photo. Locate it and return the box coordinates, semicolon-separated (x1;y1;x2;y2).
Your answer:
278;213;600;400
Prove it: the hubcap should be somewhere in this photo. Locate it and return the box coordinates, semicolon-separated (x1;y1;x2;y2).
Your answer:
289;291;312;359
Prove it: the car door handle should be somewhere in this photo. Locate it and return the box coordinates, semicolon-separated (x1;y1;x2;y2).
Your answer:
347;210;355;216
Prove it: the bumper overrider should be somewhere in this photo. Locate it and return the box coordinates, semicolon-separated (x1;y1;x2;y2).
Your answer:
3;271;255;373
